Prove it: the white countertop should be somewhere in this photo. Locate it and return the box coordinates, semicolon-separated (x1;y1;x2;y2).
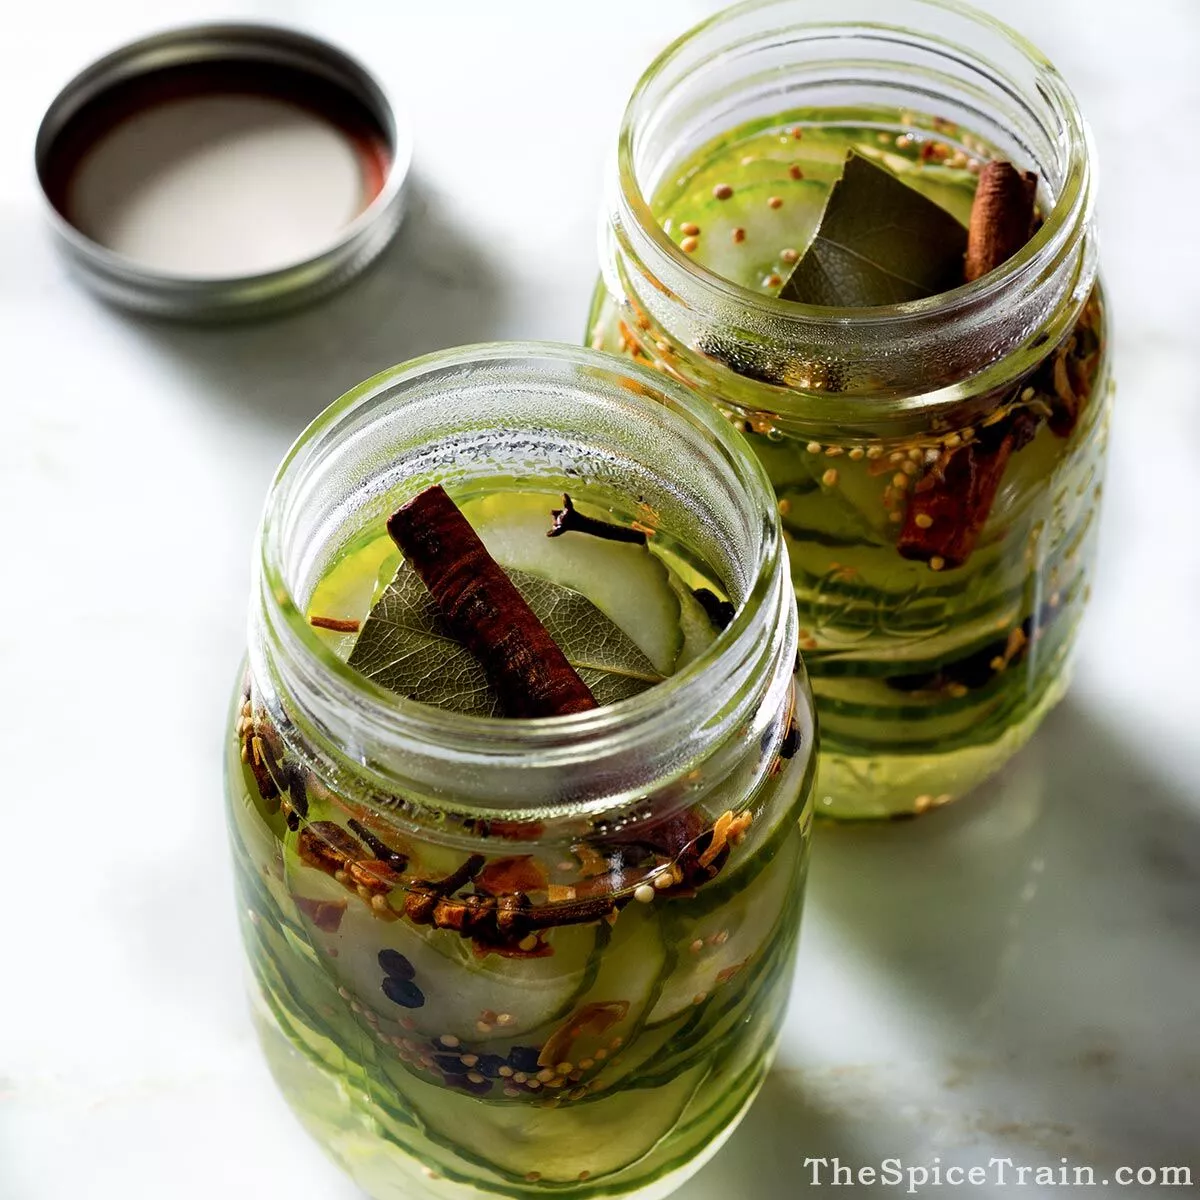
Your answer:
2;1;1198;1197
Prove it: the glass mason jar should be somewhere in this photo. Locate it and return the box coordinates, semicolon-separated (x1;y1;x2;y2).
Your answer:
225;344;815;1200
588;0;1111;819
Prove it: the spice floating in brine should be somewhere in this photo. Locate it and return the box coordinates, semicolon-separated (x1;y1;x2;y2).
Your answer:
386;484;600;718
964;160;1039;281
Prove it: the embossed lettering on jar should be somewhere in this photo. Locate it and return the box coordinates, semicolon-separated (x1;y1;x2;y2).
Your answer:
225;345;815;1200
589;0;1111;818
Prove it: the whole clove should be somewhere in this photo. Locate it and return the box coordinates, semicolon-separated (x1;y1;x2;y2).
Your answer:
548;494;648;545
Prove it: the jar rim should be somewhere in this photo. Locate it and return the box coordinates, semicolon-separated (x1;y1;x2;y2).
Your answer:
618;0;1092;327
614;0;1094;324
255;340;796;811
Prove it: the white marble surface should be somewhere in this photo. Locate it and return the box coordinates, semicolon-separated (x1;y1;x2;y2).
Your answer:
2;1;1198;1197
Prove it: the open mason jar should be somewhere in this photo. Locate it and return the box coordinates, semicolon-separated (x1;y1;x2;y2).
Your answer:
588;0;1111;819
226;344;815;1200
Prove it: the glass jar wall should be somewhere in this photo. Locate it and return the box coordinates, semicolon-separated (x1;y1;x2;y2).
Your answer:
588;0;1110;818
226;344;815;1200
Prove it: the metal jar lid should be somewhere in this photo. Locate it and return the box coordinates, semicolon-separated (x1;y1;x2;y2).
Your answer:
34;23;412;320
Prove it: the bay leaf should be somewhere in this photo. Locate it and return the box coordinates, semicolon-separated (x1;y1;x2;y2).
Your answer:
778;151;968;306
346;562;664;716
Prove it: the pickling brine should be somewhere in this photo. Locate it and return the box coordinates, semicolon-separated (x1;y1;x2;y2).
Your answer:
590;0;1110;817
226;344;814;1199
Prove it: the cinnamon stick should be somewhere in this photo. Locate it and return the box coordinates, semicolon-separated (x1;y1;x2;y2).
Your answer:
965;161;1038;282
387;486;598;718
898;162;1040;565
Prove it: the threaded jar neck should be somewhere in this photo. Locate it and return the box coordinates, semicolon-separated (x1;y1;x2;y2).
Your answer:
249;342;803;836
602;0;1097;424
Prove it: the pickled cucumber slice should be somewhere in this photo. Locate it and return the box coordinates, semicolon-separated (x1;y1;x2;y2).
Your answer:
286;853;601;1045
766;440;896;547
401;1055;708;1184
630;917;797;1089
531;901;668;1076
583;1011;687;1093
673;179;830;287
670;576;719;670
463;493;683;674
305;527;398;652
644;836;797;1026
855;145;977;224
244;903;375;1084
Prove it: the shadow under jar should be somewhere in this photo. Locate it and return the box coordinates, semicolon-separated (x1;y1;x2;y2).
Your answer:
226;344;815;1200
588;0;1111;819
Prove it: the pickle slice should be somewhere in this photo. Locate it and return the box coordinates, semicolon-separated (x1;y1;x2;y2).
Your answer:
464;493;684;674
532;901;668;1078
644;835;796;1026
286;853;602;1045
673;178;830;287
669;575;719;669
392;1056;707;1185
